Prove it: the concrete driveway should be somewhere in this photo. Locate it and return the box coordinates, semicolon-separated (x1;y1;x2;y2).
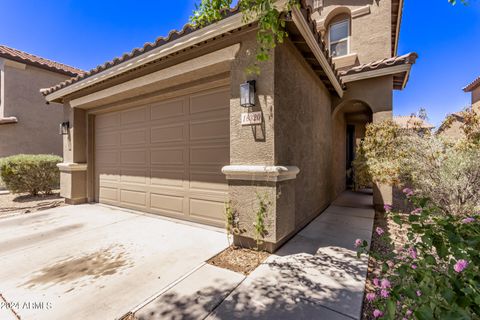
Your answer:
0;204;228;320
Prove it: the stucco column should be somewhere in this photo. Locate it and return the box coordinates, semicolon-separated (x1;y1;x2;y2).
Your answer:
372;110;393;210
58;105;88;204
222;38;299;252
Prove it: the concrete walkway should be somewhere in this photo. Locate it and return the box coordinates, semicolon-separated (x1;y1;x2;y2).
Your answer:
134;190;374;320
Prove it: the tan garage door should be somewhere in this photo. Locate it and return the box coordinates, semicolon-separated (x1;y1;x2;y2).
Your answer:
94;86;230;226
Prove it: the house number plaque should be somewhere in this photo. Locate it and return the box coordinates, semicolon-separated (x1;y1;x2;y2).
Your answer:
241;111;262;126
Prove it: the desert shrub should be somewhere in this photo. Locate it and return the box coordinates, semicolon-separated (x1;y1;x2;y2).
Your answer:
354;113;480;216
356;193;480;319
0;154;62;196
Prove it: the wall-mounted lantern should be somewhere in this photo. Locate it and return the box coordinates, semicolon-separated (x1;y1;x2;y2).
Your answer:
59;121;70;135
240;80;256;108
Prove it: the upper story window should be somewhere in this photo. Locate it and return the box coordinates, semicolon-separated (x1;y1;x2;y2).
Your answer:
329;19;350;57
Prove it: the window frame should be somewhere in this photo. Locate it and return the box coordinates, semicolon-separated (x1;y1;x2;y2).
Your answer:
328;19;350;58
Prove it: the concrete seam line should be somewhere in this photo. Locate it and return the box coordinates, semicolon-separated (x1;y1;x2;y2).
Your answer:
128;262;208;315
202;275;247;320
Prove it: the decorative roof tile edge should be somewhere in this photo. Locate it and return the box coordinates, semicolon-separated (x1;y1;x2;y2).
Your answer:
43;1;342;98
463;76;480;92
41;5;241;97
0;45;84;77
339;52;418;76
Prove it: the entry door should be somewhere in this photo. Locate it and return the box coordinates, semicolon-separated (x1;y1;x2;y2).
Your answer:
94;86;230;226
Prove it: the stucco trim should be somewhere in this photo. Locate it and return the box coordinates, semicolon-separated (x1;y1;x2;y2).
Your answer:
291;6;344;97
57;163;88;172
222;165;300;182
341;64;411;84
333;53;358;69
44;13;247;103
351;5;371;18
0;116;18;125
69;44;240;108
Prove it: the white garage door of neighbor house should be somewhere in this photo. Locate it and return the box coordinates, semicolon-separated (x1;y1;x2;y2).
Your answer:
94;86;230;227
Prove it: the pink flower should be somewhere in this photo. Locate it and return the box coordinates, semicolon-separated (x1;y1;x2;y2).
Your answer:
381;279;391;289
376;227;385;236
411;208;422;215
380;289;390;298
354;239;362;248
406;310;413;316
416;290;422;297
373;309;384;318
366;292;376;301
462;217;475;224
411;264;417;269
384;204;393;212
386;260;395;268
373;278;380;287
408;247;418;259
403;188;414;197
454;259;469;273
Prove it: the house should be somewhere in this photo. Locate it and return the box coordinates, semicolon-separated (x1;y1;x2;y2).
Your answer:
437;76;480;139
42;0;416;252
0;45;84;158
393;115;434;132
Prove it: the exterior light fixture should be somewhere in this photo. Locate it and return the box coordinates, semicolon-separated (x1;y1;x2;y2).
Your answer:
240;80;256;108
59;121;70;135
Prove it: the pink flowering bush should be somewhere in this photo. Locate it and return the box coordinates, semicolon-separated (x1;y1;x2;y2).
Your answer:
357;193;480;319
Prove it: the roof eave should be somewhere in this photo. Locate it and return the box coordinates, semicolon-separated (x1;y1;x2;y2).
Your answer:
291;5;343;97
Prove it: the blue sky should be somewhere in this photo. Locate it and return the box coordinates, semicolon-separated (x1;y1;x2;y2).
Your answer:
0;0;479;126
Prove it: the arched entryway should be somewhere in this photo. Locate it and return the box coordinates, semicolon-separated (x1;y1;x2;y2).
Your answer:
331;99;373;199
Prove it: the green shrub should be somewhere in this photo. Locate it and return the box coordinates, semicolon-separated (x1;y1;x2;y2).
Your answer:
0;154;62;196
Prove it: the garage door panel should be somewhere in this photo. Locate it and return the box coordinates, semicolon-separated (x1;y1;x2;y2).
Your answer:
189;198;225;222
120;169;148;184
151;148;186;165
121;129;147;146
121;106;147;125
190;145;229;165
150;193;184;214
120;190;147;207
151;169;185;187
96;113;120;129
121;150;147;165
96;131;119;148
151;124;186;144
190;118;229;141
95;86;229;226
96;151;120;166
151;98;187;120
99;186;118;202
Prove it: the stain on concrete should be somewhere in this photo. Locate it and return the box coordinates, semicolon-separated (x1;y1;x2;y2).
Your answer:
23;245;133;289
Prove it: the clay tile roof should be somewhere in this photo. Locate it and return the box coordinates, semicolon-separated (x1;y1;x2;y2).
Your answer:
41;6;241;97
339;52;418;77
0;45;84;77
43;1;341;98
463;75;480;92
393;115;434;130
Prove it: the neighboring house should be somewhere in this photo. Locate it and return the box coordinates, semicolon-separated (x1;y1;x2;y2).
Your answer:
0;45;84;158
42;1;416;251
393;115;434;132
437;76;480;139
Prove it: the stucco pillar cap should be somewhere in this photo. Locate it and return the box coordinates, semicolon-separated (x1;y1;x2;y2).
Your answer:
221;165;300;182
57;163;88;173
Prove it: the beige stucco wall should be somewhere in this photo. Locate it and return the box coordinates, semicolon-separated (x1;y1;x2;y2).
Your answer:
274;40;333;230
472;86;480;112
312;0;392;66
0;62;69;158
